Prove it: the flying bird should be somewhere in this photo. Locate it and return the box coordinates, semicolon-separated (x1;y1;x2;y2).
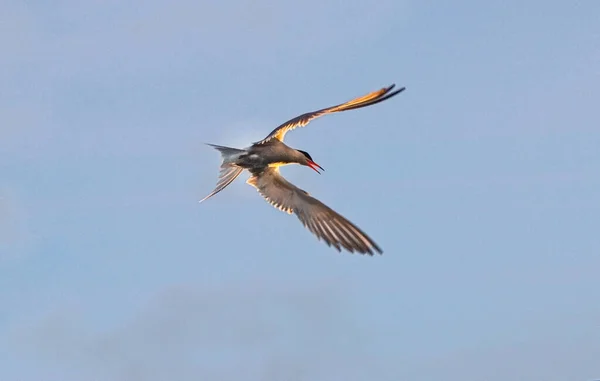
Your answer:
200;84;405;255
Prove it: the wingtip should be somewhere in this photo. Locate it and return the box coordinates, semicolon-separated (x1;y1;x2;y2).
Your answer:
386;84;406;93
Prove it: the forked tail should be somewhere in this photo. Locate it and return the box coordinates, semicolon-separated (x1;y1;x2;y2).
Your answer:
199;144;246;203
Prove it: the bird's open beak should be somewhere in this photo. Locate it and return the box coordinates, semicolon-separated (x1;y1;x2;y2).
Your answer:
307;160;324;174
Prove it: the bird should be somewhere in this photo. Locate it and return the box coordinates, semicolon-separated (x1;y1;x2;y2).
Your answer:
200;84;405;255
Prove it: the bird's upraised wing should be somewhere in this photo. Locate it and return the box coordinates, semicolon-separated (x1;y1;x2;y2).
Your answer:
247;167;383;255
254;84;405;145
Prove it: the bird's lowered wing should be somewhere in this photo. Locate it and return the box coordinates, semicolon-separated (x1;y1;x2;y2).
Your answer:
254;84;405;145
247;167;383;255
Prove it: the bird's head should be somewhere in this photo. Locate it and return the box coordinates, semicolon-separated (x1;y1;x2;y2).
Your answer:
297;149;324;174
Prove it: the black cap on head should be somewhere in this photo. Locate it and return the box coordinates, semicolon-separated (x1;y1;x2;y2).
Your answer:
297;149;313;161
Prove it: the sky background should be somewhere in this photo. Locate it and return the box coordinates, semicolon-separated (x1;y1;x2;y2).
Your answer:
1;1;599;380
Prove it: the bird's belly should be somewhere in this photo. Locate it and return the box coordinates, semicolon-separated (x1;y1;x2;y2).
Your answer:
267;162;293;168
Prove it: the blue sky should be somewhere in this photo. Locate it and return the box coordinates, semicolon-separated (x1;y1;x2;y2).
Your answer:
1;1;599;380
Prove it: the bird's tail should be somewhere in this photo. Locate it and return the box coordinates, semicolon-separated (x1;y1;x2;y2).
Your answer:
199;144;246;203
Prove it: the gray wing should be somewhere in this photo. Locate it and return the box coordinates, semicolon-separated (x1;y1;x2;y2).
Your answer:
254;84;405;145
247;167;383;255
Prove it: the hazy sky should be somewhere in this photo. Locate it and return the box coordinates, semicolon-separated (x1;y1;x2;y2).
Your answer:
1;1;599;380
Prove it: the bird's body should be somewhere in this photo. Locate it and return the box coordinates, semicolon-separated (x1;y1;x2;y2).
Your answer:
201;84;405;255
236;140;307;170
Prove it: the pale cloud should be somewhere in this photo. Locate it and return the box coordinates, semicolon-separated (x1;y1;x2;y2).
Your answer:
12;280;380;381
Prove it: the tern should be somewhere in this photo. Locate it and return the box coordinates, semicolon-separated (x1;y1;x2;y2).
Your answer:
200;84;405;255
